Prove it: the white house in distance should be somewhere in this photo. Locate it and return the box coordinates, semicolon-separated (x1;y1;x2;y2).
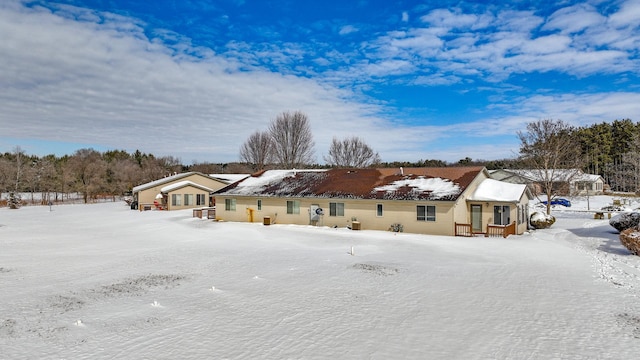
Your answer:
213;167;532;237
490;169;606;196
132;172;247;211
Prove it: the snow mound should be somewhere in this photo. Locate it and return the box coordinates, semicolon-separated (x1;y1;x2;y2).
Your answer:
530;212;555;229
609;212;640;233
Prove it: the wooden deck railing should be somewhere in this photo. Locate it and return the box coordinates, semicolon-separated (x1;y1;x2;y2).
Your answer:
455;222;473;237
192;207;216;219
456;221;516;238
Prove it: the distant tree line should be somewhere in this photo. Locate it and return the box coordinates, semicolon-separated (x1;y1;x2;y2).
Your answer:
4;115;640;205
0;147;253;205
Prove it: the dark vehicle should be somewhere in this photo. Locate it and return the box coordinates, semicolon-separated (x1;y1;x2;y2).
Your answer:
541;198;571;207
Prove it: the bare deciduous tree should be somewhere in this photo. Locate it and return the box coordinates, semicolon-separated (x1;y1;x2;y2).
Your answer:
268;111;315;168
518;119;583;215
12;146;26;192
0;158;12;195
65;148;108;203
35;157;58;204
324;136;381;168
239;130;273;171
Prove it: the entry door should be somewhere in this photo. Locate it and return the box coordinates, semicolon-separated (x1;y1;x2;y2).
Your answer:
471;205;482;232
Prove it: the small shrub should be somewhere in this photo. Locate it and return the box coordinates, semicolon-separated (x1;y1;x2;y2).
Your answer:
7;192;21;209
620;228;640;255
389;223;404;232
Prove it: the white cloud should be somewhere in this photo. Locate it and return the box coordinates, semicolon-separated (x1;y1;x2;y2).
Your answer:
338;25;358;35
608;0;640;28
2;1;640;165
420;8;491;30
543;3;605;34
401;11;409;22
0;2;392;163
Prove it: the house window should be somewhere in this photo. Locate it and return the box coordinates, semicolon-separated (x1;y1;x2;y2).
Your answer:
196;194;206;206
329;202;345;217
417;205;435;221
287;200;300;214
184;194;194;206
171;194;182;206
376;203;383;217
517;205;523;225
257;199;262;211
225;198;236;211
494;205;510;225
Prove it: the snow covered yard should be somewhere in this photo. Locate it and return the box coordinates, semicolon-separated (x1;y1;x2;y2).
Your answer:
2;197;640;359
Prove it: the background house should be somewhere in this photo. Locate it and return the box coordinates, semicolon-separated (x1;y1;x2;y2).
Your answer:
213;167;531;237
490;169;606;196
132;172;237;210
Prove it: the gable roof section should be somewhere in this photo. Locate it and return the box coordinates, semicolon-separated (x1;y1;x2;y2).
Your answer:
499;169;604;184
209;174;250;184
215;167;485;201
132;172;222;193
503;169;581;182
160;180;214;193
467;179;529;203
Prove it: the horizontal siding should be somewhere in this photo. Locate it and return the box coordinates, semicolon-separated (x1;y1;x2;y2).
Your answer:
215;196;457;236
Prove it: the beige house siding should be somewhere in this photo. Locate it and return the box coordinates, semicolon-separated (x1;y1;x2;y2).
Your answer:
134;173;228;210
216;196;459;236
463;199;528;235
214;167;530;237
573;177;605;195
164;185;210;211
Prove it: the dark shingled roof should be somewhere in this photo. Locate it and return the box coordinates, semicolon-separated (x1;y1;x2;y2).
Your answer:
215;167;485;201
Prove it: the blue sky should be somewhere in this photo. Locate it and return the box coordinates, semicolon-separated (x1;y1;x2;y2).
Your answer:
1;0;639;164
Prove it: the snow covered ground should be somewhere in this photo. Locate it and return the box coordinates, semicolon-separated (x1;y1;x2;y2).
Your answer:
2;196;640;359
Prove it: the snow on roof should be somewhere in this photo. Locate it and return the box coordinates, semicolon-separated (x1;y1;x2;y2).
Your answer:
505;169;584;182
209;174;250;184
467;179;527;202
575;173;603;182
216;167;483;201
132;172;195;193
160;180;214;193
224;169;328;196
373;177;461;199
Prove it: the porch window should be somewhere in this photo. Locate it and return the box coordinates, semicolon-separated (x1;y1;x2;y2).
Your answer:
225;198;236;211
184;194;193;206
287;200;300;214
376;203;383;217
329;202;345;217
493;205;510;225
171;194;182;206
417;205;436;222
196;194;206;206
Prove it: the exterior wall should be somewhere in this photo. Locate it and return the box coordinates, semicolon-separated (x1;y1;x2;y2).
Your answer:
165;185;210;211
215;196;459;236
463;201;528;235
572;178;605;195
452;170;489;226
136;174;227;209
214;169;534;237
463;173;530;235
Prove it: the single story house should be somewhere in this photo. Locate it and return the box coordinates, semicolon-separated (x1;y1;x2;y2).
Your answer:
490;169;606;196
132;172;241;211
213;167;532;237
